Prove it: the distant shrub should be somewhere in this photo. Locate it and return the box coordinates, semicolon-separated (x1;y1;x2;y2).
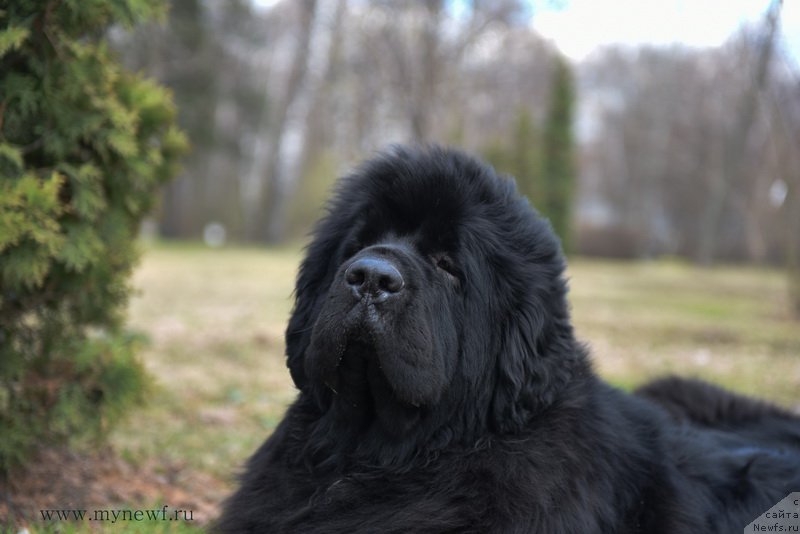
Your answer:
288;150;340;239
482;56;577;253
574;224;645;259
0;0;187;472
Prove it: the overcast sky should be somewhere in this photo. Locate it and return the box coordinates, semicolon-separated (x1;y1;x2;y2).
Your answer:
530;0;800;65
251;0;800;69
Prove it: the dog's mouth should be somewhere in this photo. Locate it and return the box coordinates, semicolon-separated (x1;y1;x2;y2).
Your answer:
316;300;378;391
306;278;448;419
323;325;421;404
322;335;371;398
319;333;423;436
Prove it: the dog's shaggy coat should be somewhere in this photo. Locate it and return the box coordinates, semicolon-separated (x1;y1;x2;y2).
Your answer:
218;146;800;533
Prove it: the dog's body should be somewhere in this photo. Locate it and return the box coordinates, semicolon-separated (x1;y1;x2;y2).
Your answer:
219;146;800;533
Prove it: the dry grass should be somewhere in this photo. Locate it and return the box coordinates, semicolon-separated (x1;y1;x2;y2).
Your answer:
568;259;800;402
118;244;301;481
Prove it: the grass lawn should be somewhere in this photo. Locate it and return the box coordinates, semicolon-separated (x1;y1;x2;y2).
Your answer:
120;244;799;478
120;243;302;480
567;259;800;398
21;242;798;532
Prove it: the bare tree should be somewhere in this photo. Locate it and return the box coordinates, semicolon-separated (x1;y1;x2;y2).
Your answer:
696;0;782;264
116;0;800;260
258;0;319;243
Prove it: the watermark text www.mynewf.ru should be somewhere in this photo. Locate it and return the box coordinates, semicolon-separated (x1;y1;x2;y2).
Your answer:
40;505;194;524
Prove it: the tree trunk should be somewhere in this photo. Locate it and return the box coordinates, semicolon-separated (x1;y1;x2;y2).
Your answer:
260;0;318;243
696;0;780;264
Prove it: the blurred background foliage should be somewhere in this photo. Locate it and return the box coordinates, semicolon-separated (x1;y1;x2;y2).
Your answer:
113;2;796;251
115;0;800;307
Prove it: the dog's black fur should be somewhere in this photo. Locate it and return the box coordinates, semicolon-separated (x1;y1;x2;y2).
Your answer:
218;146;800;533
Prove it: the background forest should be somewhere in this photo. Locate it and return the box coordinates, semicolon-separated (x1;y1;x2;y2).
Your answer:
117;0;800;268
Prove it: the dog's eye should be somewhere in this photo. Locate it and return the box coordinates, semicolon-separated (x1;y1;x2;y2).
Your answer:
433;254;457;278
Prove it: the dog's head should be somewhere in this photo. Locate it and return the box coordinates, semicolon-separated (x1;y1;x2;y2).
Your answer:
285;146;581;441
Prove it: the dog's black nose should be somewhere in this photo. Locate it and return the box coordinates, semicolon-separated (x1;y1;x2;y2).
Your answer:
345;257;404;301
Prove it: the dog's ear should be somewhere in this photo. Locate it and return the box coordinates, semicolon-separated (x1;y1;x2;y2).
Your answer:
285;259;328;389
489;307;581;433
488;263;583;433
285;185;361;389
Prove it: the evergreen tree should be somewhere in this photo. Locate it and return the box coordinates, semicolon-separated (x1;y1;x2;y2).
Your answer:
0;0;187;472
541;55;577;253
483;106;540;203
509;107;541;202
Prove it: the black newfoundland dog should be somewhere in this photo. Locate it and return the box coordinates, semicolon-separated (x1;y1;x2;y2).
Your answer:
219;146;800;533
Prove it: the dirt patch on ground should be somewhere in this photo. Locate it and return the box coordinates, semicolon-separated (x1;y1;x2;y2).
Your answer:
0;446;230;530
